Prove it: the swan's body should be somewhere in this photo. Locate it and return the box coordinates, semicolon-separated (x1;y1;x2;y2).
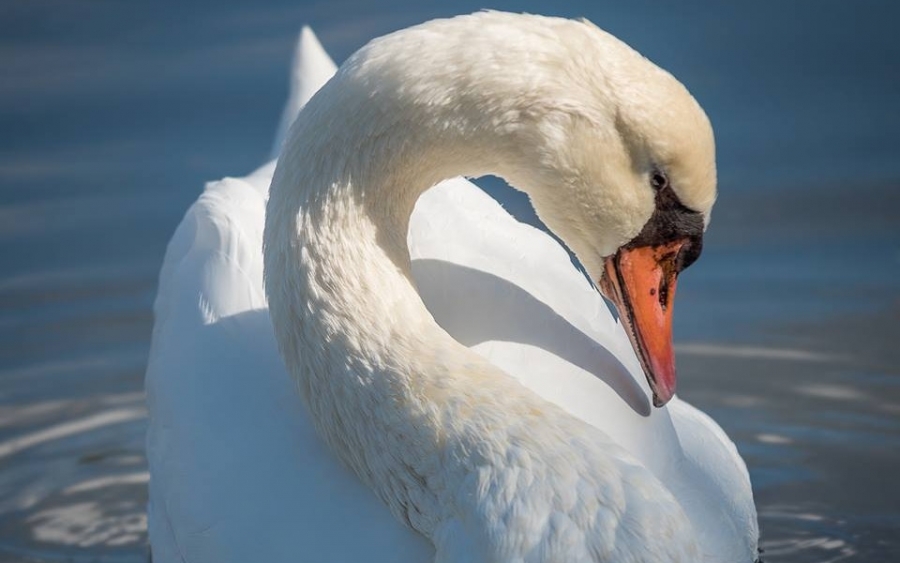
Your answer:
147;14;758;563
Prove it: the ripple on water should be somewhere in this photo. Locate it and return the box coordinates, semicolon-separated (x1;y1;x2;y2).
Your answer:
760;507;857;563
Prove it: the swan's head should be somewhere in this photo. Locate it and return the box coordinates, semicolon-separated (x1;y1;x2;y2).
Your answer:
319;13;715;406
496;18;717;407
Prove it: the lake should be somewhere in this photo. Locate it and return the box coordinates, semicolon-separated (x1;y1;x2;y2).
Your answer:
0;1;898;561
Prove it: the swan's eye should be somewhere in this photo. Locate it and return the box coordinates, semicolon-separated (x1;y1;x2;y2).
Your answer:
650;171;668;191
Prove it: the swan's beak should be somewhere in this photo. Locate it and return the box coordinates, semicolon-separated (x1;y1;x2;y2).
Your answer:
600;240;689;407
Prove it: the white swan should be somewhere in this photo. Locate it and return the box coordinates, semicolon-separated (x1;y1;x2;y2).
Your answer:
147;13;758;563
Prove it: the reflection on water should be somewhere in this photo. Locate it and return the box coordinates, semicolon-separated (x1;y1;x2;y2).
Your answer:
760;507;857;563
0;0;898;561
676;272;900;562
0;259;152;561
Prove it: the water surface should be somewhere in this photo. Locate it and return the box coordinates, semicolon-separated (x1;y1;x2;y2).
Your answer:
0;1;898;561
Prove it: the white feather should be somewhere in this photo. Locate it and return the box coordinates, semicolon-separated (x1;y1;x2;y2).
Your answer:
147;14;757;563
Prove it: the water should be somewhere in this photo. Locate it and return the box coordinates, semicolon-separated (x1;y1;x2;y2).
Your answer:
0;1;898;561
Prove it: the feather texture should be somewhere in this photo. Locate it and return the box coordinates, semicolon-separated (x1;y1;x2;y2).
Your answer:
147;14;757;563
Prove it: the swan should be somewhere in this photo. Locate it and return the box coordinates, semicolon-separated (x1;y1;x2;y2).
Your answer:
146;13;759;563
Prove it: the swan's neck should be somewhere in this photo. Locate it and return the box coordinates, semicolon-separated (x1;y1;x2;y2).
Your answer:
264;19;695;559
266;64;526;532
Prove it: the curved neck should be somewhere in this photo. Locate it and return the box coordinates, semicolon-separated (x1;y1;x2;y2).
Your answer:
264;56;534;539
262;16;692;559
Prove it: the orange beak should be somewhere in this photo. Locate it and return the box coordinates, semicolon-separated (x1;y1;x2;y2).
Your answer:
599;240;690;407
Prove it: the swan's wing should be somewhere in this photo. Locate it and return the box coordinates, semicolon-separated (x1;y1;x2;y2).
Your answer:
146;172;430;563
666;397;760;561
270;26;338;159
410;180;665;451
146;27;431;563
409;180;758;561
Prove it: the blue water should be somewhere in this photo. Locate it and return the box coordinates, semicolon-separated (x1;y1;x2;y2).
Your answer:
0;1;898;561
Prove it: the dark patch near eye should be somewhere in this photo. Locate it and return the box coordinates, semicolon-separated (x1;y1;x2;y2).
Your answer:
625;184;704;273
